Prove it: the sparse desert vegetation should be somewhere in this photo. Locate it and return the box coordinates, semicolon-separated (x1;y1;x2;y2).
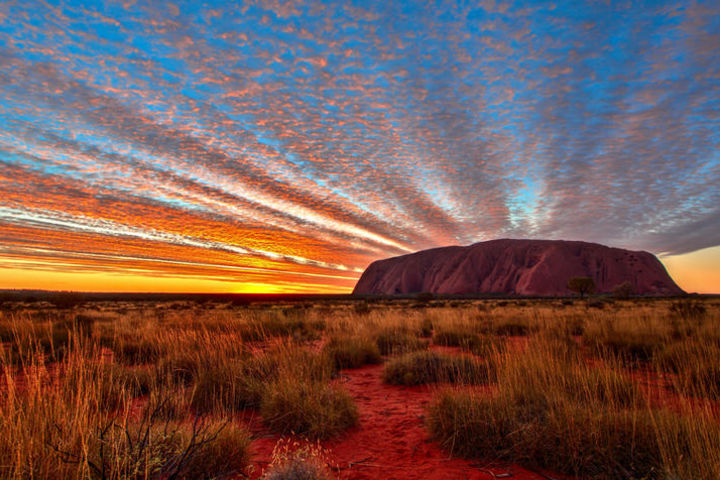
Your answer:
1;294;719;479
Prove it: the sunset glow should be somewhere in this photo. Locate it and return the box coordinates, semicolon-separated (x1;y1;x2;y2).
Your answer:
1;1;718;293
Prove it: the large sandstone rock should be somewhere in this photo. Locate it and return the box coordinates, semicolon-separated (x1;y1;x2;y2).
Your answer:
353;239;684;296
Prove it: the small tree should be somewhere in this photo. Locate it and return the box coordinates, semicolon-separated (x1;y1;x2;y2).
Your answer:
567;277;596;299
613;281;635;300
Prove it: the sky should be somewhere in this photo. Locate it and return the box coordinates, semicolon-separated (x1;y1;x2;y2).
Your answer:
0;0;719;294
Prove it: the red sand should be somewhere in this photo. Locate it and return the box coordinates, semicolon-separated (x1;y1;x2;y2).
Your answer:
245;361;563;480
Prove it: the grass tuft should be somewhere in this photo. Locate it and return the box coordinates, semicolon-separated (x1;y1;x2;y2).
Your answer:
323;335;382;369
263;439;333;480
382;351;493;386
374;328;428;355
260;375;358;439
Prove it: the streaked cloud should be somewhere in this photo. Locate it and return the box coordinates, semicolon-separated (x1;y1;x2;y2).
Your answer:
0;0;718;292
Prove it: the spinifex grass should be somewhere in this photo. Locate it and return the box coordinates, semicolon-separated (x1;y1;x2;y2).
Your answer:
322;334;382;369
427;329;720;479
382;351;494;386
0;332;252;479
2;297;719;479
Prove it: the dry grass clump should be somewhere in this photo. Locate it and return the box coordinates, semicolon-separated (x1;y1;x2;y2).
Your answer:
107;332;165;364
89;363;155;411
460;333;506;357
583;315;668;364
186;341;357;440
427;332;720;479
382;351;493;386
0;313;81;366
428;387;720;479
3;297;719;478
654;340;720;399
433;326;506;357
433;324;477;347
490;318;533;336
678;363;720;399
669;300;707;321
190;359;263;413
501;335;639;408
190;343;336;414
261;375;358;439
239;309;325;341
263;439;334;480
0;336;252;479
322;335;382;369
181;421;252;479
374;327;428;355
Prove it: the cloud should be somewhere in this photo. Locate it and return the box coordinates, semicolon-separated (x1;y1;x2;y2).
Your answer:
0;0;718;291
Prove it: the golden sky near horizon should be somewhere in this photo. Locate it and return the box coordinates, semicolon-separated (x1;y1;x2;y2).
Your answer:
1;248;717;294
660;247;720;295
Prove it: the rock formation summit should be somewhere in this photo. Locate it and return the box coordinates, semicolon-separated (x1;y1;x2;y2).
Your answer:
353;239;684;296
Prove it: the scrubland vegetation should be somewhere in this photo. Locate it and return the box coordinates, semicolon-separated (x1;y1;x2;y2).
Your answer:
1;295;719;479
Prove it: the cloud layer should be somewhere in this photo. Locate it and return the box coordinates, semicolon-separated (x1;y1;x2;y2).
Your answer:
1;0;719;291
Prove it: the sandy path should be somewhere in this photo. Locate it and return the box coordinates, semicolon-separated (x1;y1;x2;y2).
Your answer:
246;362;562;480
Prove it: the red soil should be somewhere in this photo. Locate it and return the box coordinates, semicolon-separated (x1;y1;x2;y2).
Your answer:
245;360;563;480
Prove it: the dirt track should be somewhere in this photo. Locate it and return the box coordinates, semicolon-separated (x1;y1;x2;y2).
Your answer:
247;359;563;480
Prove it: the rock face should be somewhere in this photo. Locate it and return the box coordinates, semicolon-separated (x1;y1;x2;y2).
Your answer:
353;239;684;296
